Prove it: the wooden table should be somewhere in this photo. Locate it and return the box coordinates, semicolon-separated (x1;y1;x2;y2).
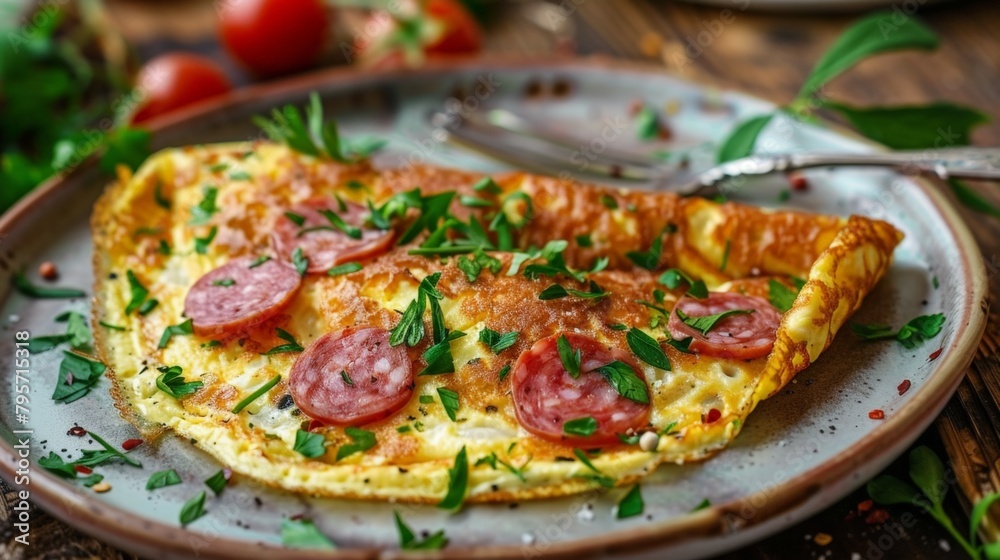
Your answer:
3;1;999;558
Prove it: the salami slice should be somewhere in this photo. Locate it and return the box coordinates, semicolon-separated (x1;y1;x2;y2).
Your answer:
289;327;414;426
272;198;394;274
667;292;781;360
511;333;650;445
184;256;301;337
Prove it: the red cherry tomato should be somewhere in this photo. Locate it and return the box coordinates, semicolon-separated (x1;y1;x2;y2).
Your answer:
218;0;329;77
132;53;231;124
355;0;482;67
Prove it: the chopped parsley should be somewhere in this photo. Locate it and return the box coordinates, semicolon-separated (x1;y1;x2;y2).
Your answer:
293;429;327;458
625;328;671;370
418;331;466;376
327;262;362;276
125;270;150;314
204;469;229;496
572;449;615;488
263;328;305;355
336;427;376;460
153;180;171;209
158;319;194;349
248;255;271;268
478;327;519;354
437;387;460;422
395;511;448;550
281;518;336;550
576;233;593;247
99;321;126;331
437;446;469;511
284;211;306;227
595;361;650;404
475;451;528;482
212;278;235;287
156;365;203;398
659;268;708;298
557;335;582;379
720;240;731;271
768;278;805;313
498;364;511;382
315;208;362;239
676;308;754;336
194;226;217;254
851;313;945;349
291;247;308;276
538;281;607;300
617;485;644;519
146;469;182;491
231;374;282;413
389;272;442;347
189;186;219;225
228;171;252;181
625;236;663;270
340;370;354;386
138;299;159;315
600;194;619;209
472;176;502;195
53;352;105;403
456;249;502;283
158;240;171;256
179;491;207;526
564;417;598;437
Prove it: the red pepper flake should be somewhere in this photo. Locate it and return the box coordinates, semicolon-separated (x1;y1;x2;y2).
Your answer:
929;348;943;361
789;173;809;191
868;409;885;420
897;380;911;396
704;408;722;423
865;508;890;525
74;465;93;475
858;499;874;513
122;438;143;451
290;512;305;521
222;467;233;482
67;426;87;437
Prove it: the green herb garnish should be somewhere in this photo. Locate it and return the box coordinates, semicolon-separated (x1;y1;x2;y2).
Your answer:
336;427;376;461
626;328;671;370
146;469;182;491
676;308;754;336
158;318;194;349
478;327;519;354
281;518;336;550
437;387;460;422
595;361;650;404
394;511;448;550
564;417;598;437
156;365;203;398
557;335;582;379
263;328;305;355
293;429;327;459
851;313;945;349
13;272;85;299
179;491;207;526
437;446;469;511
328;262;362;276
232;374;282;413
617;485;644;519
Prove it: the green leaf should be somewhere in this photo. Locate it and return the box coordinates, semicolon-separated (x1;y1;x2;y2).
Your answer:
232;374;282;413
158;318;194;349
867;474;921;506
576;234;593;247
317;209;363;239
99;321;126;331
52;352;106;403
418;331;467;376
971;493;1000;547
635;106;659;141
691;498;712;512
557;335;582;379
538;282;608;300
27;334;72;353
12;272;85;299
768;279;800;313
908;445;947;508
146;469;182;491
125;270;149;315
194;226;218;255
80;473;105;488
156;365;203;398
395;511;448;550
100;127;151;173
572;449;615;488
437;446;469;511
948;179;1000;218
717;114;774;163
281;518;336;549
139;299;159;316
189;186;219;225
213;278;235;287
154;181;171;210
263;328;304;355
897;314;946;348
799;11;938;98
564;417;598;437
719;240;731;271
327;262;362;276
626;328;671;370
617;485;644;519
38;452;77;478
595;361;650;404
249;256;272;268
498;364;511;382
478;327;519;354
823;101;989;150
437;387;460;422
228;171;252;181
291;247;308;276
625;236;663;270
659;268;707;299
284;211;306;227
294;429;327;459
457;249;502;283
677;308;754;336
600;194;618;210
83;431;143;468
473;176;502;195
336;427;376;460
179;491;207;526
204;469;229;496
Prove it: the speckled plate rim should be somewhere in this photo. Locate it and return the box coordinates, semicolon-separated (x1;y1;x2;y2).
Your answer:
0;56;989;560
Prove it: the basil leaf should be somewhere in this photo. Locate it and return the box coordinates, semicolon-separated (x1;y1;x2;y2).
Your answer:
823;101;988;150
395;511;448;550
799;11;937;98
659;268;707;299
336;427;376;460
293;429;327;459
232;374;282;413
179;491;207;526
557;335;582;379
717;114;774;163
327;262;362;276
158;318;194;349
437;387;460;422
617;485;644;519
595;360;650;405
664;335;694;354
156;365;203;398
281;518;336;550
768;279;800;313
676;308;754;336
146;469;182;491
437;446;469;511
13;272;85;299
478;327;519;354
908;445;947;508
564;417;598;437
626;328;671;370
204;469;229;496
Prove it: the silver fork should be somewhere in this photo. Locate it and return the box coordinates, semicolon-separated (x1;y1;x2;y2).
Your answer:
431;108;1000;196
